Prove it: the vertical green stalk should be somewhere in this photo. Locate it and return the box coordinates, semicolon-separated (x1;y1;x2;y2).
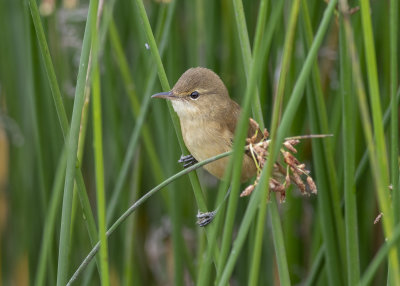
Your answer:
276;0;337;148
132;0;205;208
301;0;346;283
108;20;141;114
201;2;283;284
248;0;298;285
28;0;99;258
195;0;205;66
197;175;231;286
92;64;110;286
216;0;270;280
304;246;325;286
306;88;342;286
215;31;260;286
70;88;91;253
269;198;292;284
133;2;182;284
219;0;298;282
355;89;400;181
231;0;264;127
260;1;301;283
91;1;110;284
34;149;67;286
359;0;400;282
339;10;360;284
389;0;399;279
122;152;141;286
359;0;388;160
106;10;172;212
134;1;206;284
56;0;99;284
359;223;400;286
390;0;399;227
218;0;337;283
30;44;49;216
27;0;68;136
217;154;271;285
301;0;347;274
105;1;180;226
340;0;400;282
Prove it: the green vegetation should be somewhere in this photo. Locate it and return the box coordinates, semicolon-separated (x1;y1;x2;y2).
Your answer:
0;0;399;285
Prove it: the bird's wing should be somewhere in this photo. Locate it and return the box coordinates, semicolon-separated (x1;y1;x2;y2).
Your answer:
225;100;241;141
225;100;263;145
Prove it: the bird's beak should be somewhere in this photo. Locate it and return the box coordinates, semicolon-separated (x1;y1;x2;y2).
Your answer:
151;91;175;99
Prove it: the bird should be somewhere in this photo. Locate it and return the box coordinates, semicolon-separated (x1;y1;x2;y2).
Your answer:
152;67;262;182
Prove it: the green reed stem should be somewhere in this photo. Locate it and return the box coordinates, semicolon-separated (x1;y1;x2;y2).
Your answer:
302;1;347;276
106;0;180;221
216;8;268;285
389;0;399;230
231;0;264;127
134;1;207;283
360;0;400;281
28;0;100;283
339;8;360;285
248;0;297;284
56;0;99;284
218;0;337;283
359;223;400;286
91;3;110;284
304;246;325;286
34;148;66;286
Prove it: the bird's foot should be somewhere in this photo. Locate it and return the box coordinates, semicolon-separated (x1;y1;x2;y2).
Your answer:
178;154;198;168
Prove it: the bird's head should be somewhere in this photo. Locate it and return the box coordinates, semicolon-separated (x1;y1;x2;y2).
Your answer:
152;67;230;119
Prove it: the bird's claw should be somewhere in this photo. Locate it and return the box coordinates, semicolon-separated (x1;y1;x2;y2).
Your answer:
178;154;198;168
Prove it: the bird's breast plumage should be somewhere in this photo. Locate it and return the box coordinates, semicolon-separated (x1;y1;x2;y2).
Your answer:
179;113;257;182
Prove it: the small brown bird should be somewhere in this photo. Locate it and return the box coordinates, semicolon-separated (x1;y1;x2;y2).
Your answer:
152;67;261;182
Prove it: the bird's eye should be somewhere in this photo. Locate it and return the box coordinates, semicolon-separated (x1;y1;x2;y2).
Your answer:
189;91;199;99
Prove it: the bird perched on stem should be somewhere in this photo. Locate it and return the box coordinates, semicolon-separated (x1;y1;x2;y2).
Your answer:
152;67;262;182
153;67;319;226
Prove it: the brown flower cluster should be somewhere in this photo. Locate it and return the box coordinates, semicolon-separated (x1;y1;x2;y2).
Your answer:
241;119;317;202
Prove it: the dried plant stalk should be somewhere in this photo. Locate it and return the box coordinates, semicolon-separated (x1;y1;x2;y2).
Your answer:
241;119;324;202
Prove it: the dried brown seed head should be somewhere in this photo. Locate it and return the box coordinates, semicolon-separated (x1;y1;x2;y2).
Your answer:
241;185;255;197
284;141;298;153
307;176;317;194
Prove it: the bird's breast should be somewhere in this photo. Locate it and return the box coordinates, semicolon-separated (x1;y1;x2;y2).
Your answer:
181;118;230;159
179;117;256;182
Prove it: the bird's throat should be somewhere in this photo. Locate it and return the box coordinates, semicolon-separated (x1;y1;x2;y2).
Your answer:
171;99;200;119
